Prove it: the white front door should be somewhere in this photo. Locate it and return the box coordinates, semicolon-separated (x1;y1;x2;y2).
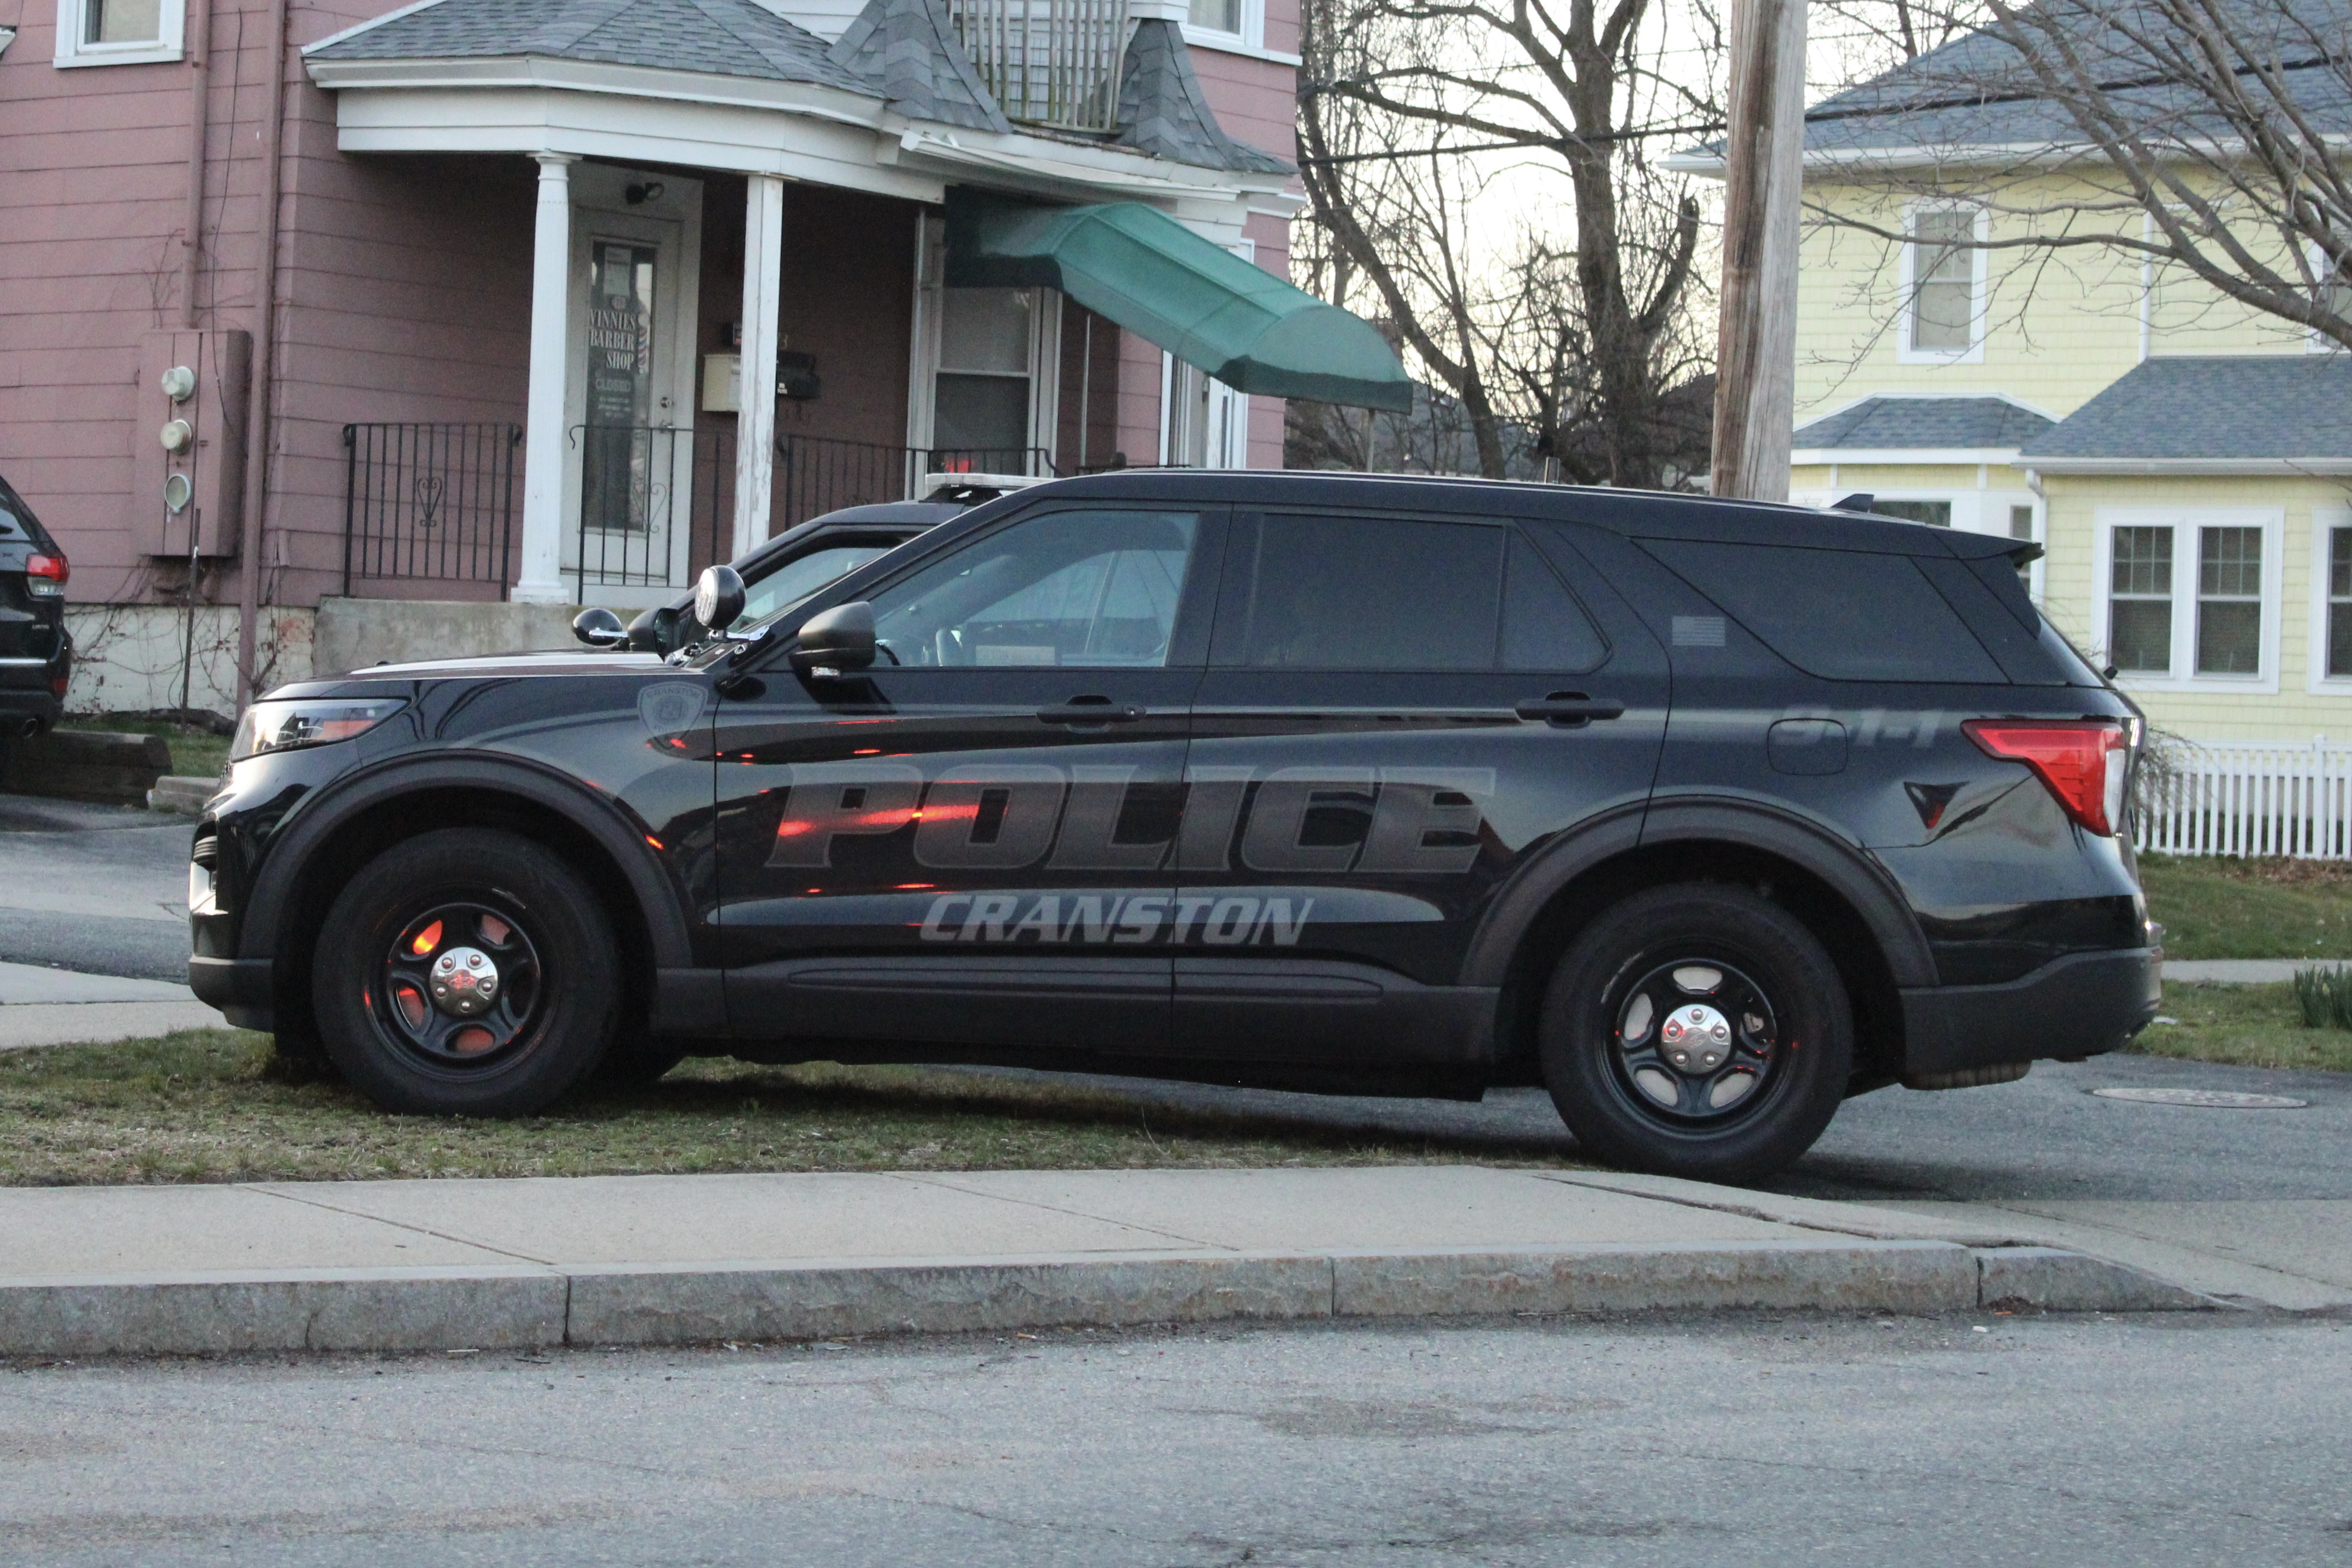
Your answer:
562;167;703;605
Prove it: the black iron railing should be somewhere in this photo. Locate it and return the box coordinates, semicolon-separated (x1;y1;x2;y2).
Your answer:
571;424;737;588
341;423;521;596
776;436;1051;533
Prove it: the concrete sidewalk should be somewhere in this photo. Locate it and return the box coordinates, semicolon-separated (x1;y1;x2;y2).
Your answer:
0;960;224;1051
0;1166;2211;1358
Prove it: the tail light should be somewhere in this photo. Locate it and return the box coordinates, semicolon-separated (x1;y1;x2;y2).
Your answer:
24;553;67;598
1963;720;2130;836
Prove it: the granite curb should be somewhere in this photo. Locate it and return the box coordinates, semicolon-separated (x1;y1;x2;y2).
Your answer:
0;1240;2217;1358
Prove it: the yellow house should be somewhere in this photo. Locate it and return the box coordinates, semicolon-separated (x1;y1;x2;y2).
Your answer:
1671;43;2352;747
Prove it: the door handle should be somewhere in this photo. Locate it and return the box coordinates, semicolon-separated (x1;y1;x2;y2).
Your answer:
1037;700;1146;725
1514;692;1626;727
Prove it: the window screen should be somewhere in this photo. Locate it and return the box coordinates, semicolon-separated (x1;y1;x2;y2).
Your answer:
1236;514;1504;670
2196;525;2262;676
2109;525;2173;673
1640;539;2005;683
1909;209;1974;352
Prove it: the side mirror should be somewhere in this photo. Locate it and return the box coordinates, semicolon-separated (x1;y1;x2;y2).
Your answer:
791;601;877;676
625;604;672;653
571;607;627;649
695;565;747;633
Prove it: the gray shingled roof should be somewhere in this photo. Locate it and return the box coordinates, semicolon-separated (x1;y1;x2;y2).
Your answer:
828;0;1009;133
1797;0;2352;156
2019;355;2352;459
1794;395;2056;450
308;0;873;92
1114;20;1291;174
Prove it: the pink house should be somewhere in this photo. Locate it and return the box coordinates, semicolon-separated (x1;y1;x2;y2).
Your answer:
0;0;1404;707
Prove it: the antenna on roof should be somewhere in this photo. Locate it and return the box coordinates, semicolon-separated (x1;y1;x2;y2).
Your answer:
1831;493;1876;513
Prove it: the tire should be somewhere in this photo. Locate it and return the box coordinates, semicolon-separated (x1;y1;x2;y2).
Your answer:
311;828;620;1116
1538;883;1853;1182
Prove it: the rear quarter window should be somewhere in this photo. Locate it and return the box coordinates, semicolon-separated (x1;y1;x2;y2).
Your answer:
1639;538;2007;684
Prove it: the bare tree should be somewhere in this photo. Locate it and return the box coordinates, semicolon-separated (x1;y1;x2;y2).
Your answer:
1806;0;2352;350
1294;0;1719;486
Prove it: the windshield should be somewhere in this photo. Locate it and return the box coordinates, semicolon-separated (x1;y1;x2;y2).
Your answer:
737;542;903;632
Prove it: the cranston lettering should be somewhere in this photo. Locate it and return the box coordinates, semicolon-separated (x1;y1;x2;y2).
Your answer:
917;892;1315;946
769;763;1494;875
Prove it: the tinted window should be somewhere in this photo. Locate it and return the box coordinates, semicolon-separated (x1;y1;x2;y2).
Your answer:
1235;514;1503;670
0;509;21;541
869;509;1198;667
1641;539;2005;683
1504;533;1609;671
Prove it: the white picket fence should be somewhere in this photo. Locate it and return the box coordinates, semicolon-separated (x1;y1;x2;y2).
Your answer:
2134;740;2352;859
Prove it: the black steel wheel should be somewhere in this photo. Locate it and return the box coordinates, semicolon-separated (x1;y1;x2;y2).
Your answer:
1538;884;1852;1181
312;828;619;1116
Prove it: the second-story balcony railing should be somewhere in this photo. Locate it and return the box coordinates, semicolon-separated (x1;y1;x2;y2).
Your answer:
947;0;1130;133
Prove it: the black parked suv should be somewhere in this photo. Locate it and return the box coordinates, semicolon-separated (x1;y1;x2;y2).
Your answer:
0;473;72;741
188;472;2158;1180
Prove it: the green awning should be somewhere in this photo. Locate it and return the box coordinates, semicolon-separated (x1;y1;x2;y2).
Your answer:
945;194;1413;413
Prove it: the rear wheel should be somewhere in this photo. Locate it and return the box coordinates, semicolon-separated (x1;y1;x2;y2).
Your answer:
1538;884;1852;1182
312;828;618;1116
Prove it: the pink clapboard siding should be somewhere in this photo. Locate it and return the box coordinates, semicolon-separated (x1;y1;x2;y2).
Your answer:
1190;32;1301;469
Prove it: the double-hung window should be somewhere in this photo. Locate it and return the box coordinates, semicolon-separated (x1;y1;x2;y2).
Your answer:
2100;511;2279;685
1901;206;1984;362
2196;527;2263;675
2108;526;2173;673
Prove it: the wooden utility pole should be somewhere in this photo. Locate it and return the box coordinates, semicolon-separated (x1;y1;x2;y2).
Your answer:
1710;0;1808;502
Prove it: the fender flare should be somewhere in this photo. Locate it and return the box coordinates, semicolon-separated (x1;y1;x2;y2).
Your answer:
1459;797;1936;991
237;752;695;972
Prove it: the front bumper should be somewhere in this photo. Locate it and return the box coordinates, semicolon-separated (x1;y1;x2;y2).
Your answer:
1898;946;2160;1075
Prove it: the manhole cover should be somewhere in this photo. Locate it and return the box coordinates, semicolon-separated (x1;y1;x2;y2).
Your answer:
2091;1086;2310;1109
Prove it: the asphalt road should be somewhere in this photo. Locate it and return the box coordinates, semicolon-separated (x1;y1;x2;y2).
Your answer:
0;795;190;982
4;1311;2345;1567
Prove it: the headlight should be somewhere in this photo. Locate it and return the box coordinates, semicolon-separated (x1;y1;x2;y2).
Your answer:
231;699;405;761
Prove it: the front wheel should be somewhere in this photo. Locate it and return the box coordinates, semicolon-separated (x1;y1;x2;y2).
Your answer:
312;828;619;1116
1538;884;1853;1182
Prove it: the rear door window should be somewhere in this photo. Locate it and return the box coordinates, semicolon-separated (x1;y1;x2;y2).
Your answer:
1639;538;2005;683
1221;513;1606;672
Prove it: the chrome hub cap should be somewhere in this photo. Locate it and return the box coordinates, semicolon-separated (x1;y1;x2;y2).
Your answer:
376;904;543;1067
1659;1003;1732;1073
1612;958;1782;1123
429;946;500;1016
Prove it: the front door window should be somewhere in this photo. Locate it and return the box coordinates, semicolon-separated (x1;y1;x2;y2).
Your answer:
583;240;657;534
934;287;1034;469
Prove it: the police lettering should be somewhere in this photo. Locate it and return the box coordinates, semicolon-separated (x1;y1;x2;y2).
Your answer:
765;764;1495;873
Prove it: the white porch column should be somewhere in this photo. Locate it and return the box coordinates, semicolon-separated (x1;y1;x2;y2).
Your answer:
732;172;787;559
514;153;577;605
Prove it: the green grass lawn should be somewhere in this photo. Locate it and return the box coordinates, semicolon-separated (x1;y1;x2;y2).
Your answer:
2133;980;2352;1073
59;715;229;780
2139;854;2352;960
0;1030;1571;1187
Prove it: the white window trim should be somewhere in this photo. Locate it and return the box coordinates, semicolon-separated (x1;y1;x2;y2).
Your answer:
2091;505;2284;695
2304;503;2352;692
1179;0;1265;56
2308;240;2348;354
53;0;183;66
1895;201;1988;366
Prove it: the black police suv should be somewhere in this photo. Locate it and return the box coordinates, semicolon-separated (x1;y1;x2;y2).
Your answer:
0;472;72;742
188;471;2158;1180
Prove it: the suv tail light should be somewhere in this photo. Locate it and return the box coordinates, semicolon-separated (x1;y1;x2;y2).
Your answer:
1963;720;2129;835
24;553;67;598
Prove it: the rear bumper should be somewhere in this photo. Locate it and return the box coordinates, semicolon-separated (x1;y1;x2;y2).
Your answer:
1899;946;2160;1075
188;955;274;1031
